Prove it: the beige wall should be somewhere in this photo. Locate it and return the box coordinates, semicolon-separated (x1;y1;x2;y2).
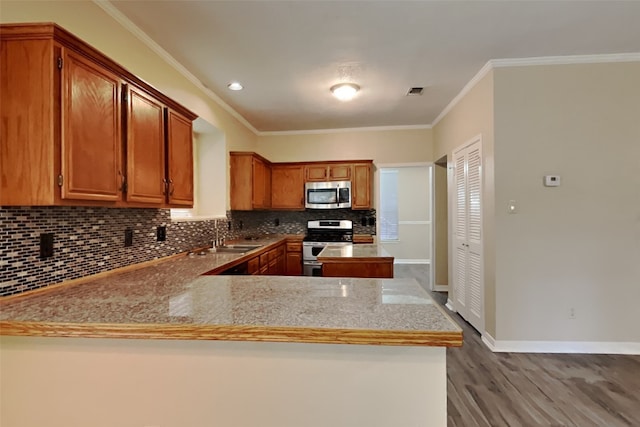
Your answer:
258;128;433;164
0;0;258;153
1;336;447;427
493;62;640;343
258;128;434;210
433;71;496;336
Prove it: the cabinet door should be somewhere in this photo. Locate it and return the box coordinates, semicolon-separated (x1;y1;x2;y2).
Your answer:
0;38;56;205
230;153;253;210
166;109;194;206
305;164;329;181
252;157;270;209
125;85;165;204
271;165;305;209
61;49;122;202
352;163;372;209
328;164;352;181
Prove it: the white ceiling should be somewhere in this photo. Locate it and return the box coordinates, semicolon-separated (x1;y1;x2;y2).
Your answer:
108;0;640;133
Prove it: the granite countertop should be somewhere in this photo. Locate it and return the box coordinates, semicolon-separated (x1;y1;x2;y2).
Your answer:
0;237;461;347
318;244;392;260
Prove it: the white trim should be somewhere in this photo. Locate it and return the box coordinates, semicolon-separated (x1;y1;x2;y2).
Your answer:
445;300;455;312
93;0;260;135
490;52;640;68
393;259;430;265
432;61;494;127
482;333;640;355
376;162;433;168
432;52;640;127
259;123;432;136
433;284;448;292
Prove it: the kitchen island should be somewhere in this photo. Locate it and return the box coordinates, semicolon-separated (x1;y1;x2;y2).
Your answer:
0;251;461;427
319;243;395;278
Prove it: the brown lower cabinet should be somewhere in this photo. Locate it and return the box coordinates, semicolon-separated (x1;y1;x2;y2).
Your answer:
321;259;394;278
285;241;303;276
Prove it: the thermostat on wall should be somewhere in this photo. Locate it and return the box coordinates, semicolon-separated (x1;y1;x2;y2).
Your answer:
544;175;561;187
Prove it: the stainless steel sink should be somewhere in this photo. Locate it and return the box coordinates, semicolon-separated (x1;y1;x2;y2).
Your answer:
215;244;262;253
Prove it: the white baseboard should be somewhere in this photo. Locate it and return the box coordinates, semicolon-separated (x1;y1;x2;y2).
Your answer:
393;259;430;264
433;284;448;292
481;333;640;355
445;300;455;312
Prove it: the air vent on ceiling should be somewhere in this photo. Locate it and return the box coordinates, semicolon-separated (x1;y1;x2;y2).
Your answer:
406;87;424;96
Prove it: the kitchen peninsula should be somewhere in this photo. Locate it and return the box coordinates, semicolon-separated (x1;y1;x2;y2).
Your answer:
0;245;461;427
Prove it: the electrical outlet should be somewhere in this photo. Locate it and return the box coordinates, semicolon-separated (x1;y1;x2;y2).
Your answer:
124;229;133;247
568;307;576;320
40;233;54;259
274;218;280;226
156;225;166;242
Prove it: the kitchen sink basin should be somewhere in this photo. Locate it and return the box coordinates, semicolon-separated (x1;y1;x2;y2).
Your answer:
215;244;262;253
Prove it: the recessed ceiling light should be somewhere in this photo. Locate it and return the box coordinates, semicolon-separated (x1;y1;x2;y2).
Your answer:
330;83;360;101
227;82;243;91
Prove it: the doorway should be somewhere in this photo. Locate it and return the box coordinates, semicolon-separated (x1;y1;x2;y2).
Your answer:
378;163;434;289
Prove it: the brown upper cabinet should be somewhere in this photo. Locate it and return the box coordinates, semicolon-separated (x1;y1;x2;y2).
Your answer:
230;153;373;211
305;163;352;182
352;163;373;210
230;152;272;210
0;23;197;207
271;164;305;210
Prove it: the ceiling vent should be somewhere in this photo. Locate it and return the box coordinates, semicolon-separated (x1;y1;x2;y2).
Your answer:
406;87;424;96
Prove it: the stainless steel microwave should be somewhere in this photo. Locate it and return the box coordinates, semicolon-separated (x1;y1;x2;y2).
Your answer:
305;181;351;209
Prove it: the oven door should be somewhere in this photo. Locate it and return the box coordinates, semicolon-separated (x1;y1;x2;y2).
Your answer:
303;242;328;261
303;261;323;277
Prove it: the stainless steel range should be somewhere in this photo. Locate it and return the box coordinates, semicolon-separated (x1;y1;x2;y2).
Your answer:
302;220;353;276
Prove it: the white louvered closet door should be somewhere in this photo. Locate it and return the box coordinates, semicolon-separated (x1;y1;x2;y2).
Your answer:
452;137;484;333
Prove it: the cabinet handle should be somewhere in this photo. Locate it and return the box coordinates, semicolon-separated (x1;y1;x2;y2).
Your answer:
162;178;168;195
169;179;174;196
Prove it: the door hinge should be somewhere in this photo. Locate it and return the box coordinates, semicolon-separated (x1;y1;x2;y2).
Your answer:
122;83;128;103
57;57;63;70
57;174;63;187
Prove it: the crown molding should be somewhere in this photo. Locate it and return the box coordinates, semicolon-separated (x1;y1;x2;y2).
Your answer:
432;52;640;127
93;0;259;135
491;52;640;68
258;123;432;137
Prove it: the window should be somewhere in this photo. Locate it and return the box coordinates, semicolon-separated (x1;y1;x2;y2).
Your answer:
379;169;399;241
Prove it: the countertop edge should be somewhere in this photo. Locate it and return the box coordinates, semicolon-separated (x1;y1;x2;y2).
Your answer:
0;321;463;347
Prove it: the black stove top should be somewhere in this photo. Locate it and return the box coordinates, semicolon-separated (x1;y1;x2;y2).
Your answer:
304;219;353;243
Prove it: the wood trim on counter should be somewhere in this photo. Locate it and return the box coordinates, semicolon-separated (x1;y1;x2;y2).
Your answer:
0;321;463;347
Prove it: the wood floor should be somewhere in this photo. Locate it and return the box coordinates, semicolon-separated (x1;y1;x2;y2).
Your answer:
393;265;640;427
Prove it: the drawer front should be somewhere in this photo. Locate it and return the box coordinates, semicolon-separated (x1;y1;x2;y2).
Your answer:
286;242;302;252
260;253;270;267
247;257;260;274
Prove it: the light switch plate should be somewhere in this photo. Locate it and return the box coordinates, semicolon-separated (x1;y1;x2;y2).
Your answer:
544;175;561;187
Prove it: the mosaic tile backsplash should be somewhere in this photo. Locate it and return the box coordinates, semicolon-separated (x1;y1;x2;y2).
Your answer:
0;206;375;296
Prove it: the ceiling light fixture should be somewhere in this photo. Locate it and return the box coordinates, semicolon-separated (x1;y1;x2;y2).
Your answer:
227;82;243;91
330;83;360;101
